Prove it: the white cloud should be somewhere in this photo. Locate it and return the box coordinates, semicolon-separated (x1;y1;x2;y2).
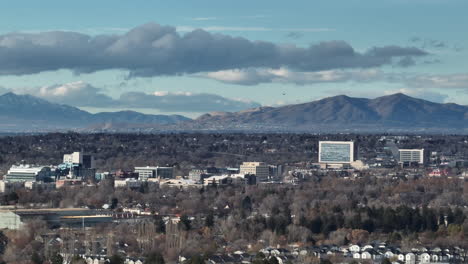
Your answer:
203;66;468;92
405;73;468;89
153;91;193;96
23;81;115;107
191;17;218;21
39;81;88;96
204;68;383;85
176;26;271;32
1;81;261;112
153;91;169;96
176;26;335;32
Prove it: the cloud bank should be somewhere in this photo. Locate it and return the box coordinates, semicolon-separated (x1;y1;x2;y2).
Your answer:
0;81;260;113
203;66;468;92
35;81;115;107
0;23;428;77
404;73;468;89
204;68;383;85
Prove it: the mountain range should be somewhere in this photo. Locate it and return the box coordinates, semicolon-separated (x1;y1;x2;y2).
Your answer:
0;92;467;133
0;92;189;131
192;93;468;132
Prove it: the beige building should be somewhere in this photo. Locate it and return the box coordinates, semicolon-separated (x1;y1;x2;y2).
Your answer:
240;162;269;181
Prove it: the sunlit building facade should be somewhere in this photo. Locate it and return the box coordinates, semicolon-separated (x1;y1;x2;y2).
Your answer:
319;141;355;164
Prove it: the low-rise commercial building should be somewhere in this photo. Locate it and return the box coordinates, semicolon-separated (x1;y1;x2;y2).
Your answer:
268;165;283;181
188;169;212;183
159;179;200;188
240;162;269;181
0;211;23;230
4;165;53;182
114;179;143;188
24;181;56;190
55;179;83;188
0;180;24;193
399;149;424;164
203;174;256;186
0;208;112;228
135;166;174;181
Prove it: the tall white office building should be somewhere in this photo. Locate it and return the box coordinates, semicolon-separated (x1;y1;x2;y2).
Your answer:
319;141;355;164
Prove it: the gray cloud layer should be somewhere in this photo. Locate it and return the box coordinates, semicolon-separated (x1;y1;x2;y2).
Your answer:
410;37;463;52
0;23;428;77
0;81;260;113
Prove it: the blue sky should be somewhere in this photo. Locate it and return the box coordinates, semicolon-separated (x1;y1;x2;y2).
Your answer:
0;0;467;117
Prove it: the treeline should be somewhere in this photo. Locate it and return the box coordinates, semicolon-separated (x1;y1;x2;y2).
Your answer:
1;177;468;262
297;205;466;236
211;198;468;247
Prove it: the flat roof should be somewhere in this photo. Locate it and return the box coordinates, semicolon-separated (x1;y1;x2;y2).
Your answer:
60;215;112;219
319;141;354;144
0;208;91;213
135;166;172;169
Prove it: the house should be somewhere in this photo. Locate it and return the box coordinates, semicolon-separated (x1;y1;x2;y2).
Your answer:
349;244;361;252
405;252;416;264
126;260;143;264
361;251;373;260
384;250;395;259
432;247;442;253
397;254;406;262
83;256;144;264
419;253;431;263
206;253;252;264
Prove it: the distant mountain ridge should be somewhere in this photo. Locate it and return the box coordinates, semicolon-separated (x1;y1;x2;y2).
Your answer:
192;93;468;132
0;92;190;131
0;92;467;133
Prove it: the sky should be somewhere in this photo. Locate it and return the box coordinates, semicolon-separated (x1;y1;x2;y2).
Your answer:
0;0;467;117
